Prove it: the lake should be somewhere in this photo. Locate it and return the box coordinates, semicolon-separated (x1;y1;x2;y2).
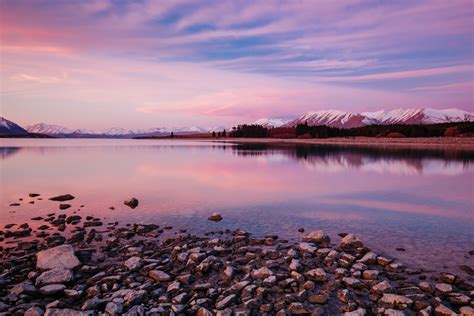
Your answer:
1;138;473;277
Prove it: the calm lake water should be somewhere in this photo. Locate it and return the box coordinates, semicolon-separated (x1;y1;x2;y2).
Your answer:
1;139;473;277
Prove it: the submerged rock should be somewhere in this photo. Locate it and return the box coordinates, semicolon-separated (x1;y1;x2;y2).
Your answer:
208;212;223;222
124;197;139;209
49;194;75;202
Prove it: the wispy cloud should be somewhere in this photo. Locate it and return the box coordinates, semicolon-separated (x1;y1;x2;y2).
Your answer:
0;0;473;127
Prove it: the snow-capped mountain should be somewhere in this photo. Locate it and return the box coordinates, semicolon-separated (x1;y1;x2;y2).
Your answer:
283;108;474;128
26;123;213;138
253;118;291;128
0;117;28;134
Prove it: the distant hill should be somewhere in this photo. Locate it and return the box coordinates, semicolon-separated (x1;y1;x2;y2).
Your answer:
26;123;224;138
0;117;28;134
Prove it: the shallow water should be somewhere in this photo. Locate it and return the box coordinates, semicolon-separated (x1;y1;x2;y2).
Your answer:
1;139;473;277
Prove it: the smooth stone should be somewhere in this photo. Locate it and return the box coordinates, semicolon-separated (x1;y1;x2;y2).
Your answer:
208;212;223;222
40;284;66;295
435;283;453;293
460;306;474;316
434;304;457;316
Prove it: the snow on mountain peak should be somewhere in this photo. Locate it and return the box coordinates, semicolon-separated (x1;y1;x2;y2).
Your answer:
253;118;290;127
284;108;473;128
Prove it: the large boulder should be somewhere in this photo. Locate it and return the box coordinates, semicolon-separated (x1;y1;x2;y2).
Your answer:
36;244;81;270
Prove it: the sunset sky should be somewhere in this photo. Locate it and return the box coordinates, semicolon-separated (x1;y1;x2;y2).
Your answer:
1;0;473;129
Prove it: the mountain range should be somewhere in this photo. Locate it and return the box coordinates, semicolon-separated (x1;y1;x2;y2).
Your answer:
23;123;226;138
254;108;474;128
1;107;473;137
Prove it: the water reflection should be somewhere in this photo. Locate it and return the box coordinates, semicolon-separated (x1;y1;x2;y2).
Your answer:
231;143;474;175
1;139;473;276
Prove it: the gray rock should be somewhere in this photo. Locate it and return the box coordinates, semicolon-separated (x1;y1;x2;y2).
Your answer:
40;284;66;295
371;280;392;294
339;234;363;248
105;302;123;315
251;267;273;279
379;294;413;309
25;306;44;316
36;244;81;270
435;283;453;293
45;309;93;316
434;304;457;316
358;252;377;264
342;277;364;289
197;307;213;316
343;308;366;316
306;268;327;282
148;270;171;282
362;270;379;280
298;242;317;254
124;256;142;271
216;294;236;310
302;230;330;244
10;282;37;296
36;268;73;287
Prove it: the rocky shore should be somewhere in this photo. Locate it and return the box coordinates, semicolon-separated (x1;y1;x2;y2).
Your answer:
1;201;474;315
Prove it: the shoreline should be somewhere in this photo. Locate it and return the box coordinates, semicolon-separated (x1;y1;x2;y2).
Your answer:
1;198;473;315
210;137;474;151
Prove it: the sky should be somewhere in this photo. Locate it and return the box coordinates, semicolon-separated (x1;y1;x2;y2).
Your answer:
0;0;473;129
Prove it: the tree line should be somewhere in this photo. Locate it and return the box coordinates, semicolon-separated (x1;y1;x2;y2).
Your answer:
225;122;474;138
